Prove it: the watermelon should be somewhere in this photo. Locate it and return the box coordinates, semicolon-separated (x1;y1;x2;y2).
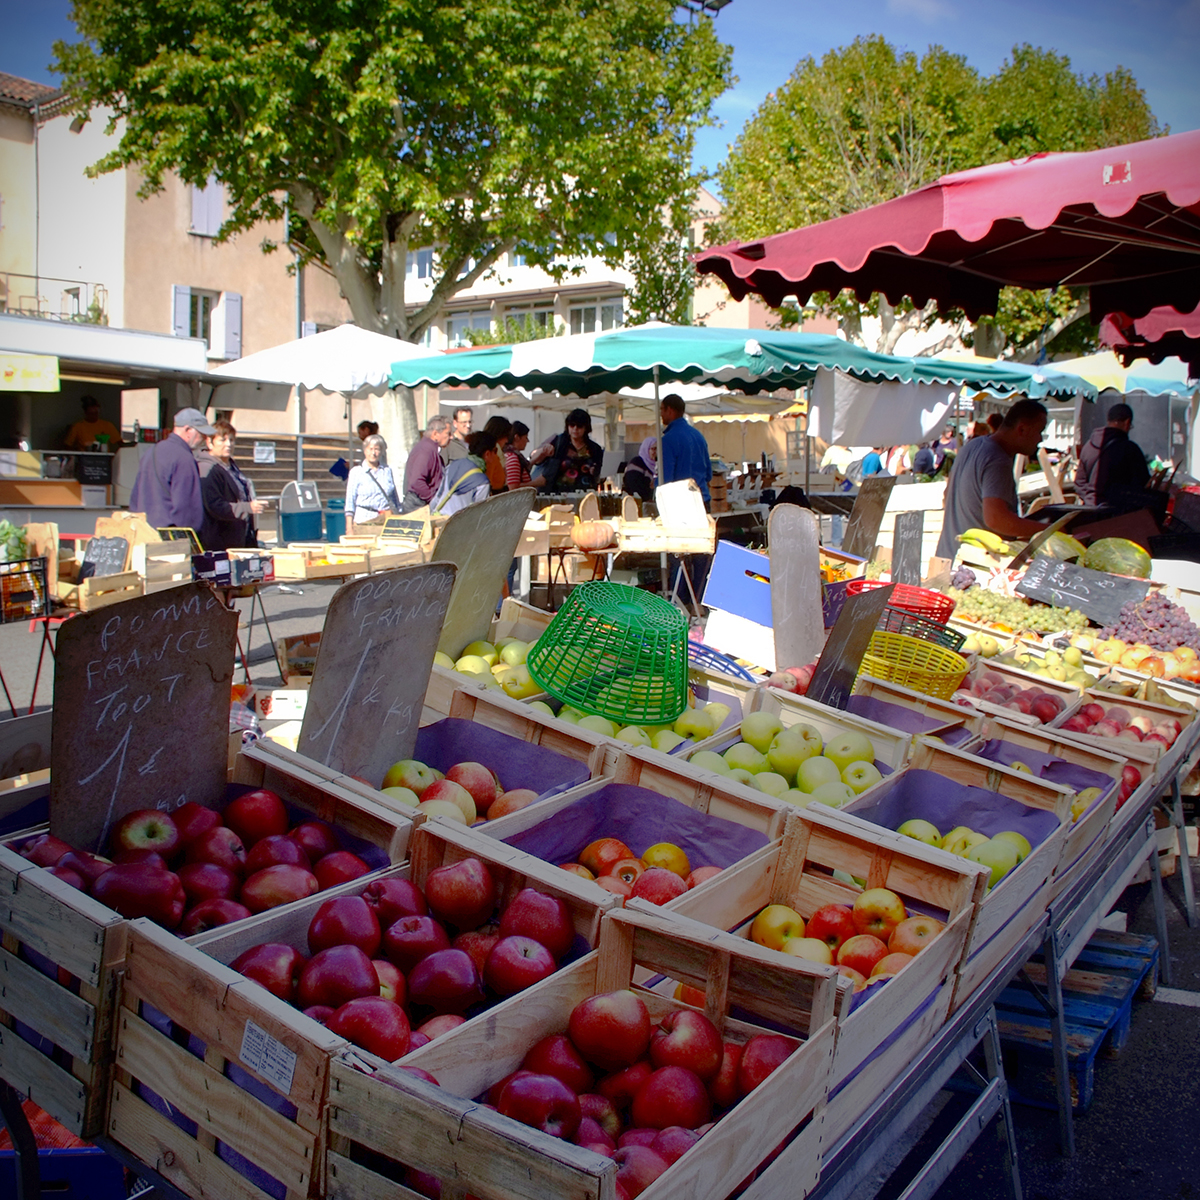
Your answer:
1083;538;1152;579
1037;533;1086;563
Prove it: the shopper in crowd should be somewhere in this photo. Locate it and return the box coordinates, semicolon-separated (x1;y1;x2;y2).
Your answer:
1075;402;1151;507
986;413;1004;434
346;434;401;533
505;420;533;490
660;394;711;504
402;416;451;511
129;407;214;531
442;407;473;463
197;419;267;551
433;431;494;514
860;447;886;477
912;442;936;475
355;420;385;465
622;436;657;501
482;415;513;492
530;408;605;492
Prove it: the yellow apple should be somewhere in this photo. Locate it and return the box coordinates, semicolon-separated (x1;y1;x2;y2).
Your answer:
750;904;806;950
461;640;497;665
781;937;834;965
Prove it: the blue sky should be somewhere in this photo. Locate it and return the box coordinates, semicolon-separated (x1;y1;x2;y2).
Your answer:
4;0;1196;186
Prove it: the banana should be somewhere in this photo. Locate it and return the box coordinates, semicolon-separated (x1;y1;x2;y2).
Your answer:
957;528;1012;555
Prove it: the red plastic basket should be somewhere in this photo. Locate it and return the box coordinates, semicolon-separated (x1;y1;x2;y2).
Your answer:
844;579;955;623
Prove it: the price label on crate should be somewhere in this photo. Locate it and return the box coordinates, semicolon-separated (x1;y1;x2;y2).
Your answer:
51;583;237;852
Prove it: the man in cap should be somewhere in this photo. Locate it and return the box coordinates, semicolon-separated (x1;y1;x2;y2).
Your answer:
130;407;215;532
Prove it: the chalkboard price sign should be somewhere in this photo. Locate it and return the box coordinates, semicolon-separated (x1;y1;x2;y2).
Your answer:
1015;557;1149;627
380;514;430;543
806;583;896;711
79;536;129;580
51;583;237;853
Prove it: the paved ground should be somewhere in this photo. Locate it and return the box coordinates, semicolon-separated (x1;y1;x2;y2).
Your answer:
4;584;1200;1200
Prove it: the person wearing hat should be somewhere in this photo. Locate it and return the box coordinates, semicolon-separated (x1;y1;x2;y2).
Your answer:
129;407;215;533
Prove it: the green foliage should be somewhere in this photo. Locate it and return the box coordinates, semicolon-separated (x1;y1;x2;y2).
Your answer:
0;521;30;563
625;201;699;326
465;314;563;347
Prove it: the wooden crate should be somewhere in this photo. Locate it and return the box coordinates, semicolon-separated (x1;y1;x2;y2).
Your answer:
656;806;986;1147
490;597;553;646
817;739;1071;1015
58;570;142;612
968;716;1126;901
964;660;1082;727
0;842;126;1137
131;543;193;595
851;676;986;741
618;517;717;555
327;906;839;1200
0;710;52;817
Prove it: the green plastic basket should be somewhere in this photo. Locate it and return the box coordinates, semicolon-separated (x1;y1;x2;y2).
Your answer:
526;582;689;726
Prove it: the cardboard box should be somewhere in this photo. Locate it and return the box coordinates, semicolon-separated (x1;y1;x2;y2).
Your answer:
191;549;276;586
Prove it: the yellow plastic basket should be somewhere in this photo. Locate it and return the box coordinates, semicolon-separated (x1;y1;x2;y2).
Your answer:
857;631;968;700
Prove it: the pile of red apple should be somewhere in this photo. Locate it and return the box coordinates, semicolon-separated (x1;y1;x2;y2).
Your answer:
1060;701;1181;753
764;663;816;696
393;988;803;1200
229;857;580;1060
378;758;539;824
15;790;374;934
560;837;720;906
952;669;1067;724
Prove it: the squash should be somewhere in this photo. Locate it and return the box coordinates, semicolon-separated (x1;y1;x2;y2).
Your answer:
571;520;616;551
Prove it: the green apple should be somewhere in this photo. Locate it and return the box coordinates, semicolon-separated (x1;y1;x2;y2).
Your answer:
780;789;812;808
966;837;1020;888
651;729;687;753
897;818;942;846
808;780;856;807
841;760;883;795
727;768;756;786
578;714;618;737
767;725;823;779
723;742;768;774
528;700;555;717
823;730;876;773
741;711;784;754
690;750;733;775
991;830;1032;863
379;786;420;808
557;706;584;725
940;825;975;852
500;640;530;667
461;640;497;666
454;654;492;677
702;701;732;729
948;830;989;857
616;725;652;747
754;771;790;798
433;651;455;669
674;707;717;740
795;755;843;793
502;665;541;699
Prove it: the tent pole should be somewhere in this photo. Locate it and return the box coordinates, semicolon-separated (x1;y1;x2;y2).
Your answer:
655;365;669;599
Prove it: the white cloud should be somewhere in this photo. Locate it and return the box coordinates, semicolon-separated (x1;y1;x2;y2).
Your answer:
886;0;958;21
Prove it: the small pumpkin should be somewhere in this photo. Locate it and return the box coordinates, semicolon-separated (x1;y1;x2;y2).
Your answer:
571;520;616;551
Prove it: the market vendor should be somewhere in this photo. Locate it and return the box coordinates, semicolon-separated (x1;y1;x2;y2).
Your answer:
935;399;1050;559
63;395;121;449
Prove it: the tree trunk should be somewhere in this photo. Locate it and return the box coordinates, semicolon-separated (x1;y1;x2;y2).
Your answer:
973;323;1006;358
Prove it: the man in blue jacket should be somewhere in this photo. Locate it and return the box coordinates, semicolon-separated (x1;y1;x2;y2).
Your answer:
130;407;215;531
660;394;711;505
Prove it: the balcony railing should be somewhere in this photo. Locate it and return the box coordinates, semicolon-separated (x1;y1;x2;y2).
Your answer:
0;273;108;325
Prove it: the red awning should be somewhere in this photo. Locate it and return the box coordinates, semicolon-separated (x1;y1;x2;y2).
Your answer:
1099;302;1200;373
696;129;1200;323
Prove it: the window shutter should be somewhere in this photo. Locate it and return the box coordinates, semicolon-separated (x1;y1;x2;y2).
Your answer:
171;285;191;337
301;321;318;338
190;177;224;236
210;292;242;359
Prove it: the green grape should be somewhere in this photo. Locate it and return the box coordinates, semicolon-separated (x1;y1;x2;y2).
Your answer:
945;588;1088;634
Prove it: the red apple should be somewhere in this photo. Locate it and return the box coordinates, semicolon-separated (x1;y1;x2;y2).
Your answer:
19;833;72;867
595;875;633;900
186;825;247;876
1080;702;1106;724
617;1129;660;1149
110;809;181;860
240;864;320;913
522;1033;595;1094
289;820;341;863
575;1117;616;1152
416;1013;465;1040
58;849;115;887
419;778;476;823
223;789;289;847
396;1064;439;1085
485;935;557;996
651;1126;701;1165
498;888;574;960
383;915;452;973
630;868;688;907
423;857;497;930
889;915;945;955
445;762;502;817
297;944;381;1009
179;861;241;905
1030;696;1061;724
631;1065;711;1130
806;903;857;955
708;1041;744;1108
649;1009;722;1081
307;895;382;957
766;671;799;693
180;897;253;935
1060;715;1090;733
232;943;307;1002
313;851;371;890
407;1031;431;1051
363;876;428;925
497;1072;581;1140
92;863;185;927
328;996;411;1060
686;866;722;890
406;948;483;1013
837;933;890;978
579;838;635;878
303;1005;336;1025
578;1092;622;1141
452;926;501;975
113;848;169;869
373;959;406;1004
1092;720;1123;738
170;801;222;847
613;1145;671;1199
609;858;645;886
737;1034;797;1096
488;1069;535;1106
597;1059;654;1107
487;789;540;821
47;864;85;890
851;888;907;939
245;834;311;875
568;990;653;1071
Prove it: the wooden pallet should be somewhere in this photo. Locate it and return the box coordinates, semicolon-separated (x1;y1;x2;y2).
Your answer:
327;906;839;1200
996;930;1159;1111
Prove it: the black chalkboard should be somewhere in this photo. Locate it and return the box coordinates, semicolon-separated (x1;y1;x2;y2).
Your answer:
807;583;896;711
892;510;924;586
842;476;897;561
74;453;114;485
157;527;203;553
1015;557;1150;626
298;562;457;784
51;583;238;853
380;515;430;543
79;536;129;580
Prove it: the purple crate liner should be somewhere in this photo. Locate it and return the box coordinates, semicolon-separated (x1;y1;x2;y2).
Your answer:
843;768;1061;858
847;695;957;737
499;783;770;871
974;738;1116;813
415;718;590;800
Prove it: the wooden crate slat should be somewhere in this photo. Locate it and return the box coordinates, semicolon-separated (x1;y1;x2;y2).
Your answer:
0;1023;91;1136
116;1010;315;1193
0;941;98;1061
737;1112;826;1200
327;1152;431;1200
108;1080;280;1200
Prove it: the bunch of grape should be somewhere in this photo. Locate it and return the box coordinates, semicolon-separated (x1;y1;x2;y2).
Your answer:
1099;593;1200;654
946;588;1089;633
950;565;977;590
